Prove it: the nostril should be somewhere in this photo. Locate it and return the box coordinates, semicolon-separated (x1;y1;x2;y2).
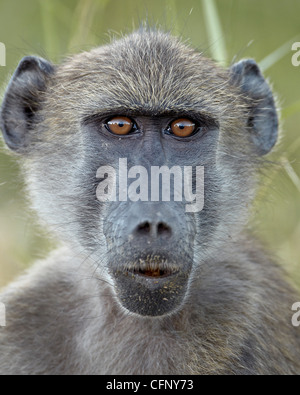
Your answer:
136;221;172;238
137;221;151;234
157;222;172;236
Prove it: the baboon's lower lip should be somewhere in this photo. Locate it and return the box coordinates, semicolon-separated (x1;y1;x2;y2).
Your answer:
132;267;177;279
112;262;191;316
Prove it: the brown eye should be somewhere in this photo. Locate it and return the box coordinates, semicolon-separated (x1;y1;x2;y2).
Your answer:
107;116;134;135
170;118;196;138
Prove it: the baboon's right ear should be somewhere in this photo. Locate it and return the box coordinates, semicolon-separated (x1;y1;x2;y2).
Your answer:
230;59;278;156
0;56;54;153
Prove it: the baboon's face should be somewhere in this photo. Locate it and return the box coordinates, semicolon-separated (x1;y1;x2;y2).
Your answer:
0;31;278;317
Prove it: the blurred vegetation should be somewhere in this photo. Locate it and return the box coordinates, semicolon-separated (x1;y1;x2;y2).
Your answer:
0;0;299;288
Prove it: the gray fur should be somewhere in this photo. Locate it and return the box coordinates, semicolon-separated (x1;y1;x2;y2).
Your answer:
0;30;299;375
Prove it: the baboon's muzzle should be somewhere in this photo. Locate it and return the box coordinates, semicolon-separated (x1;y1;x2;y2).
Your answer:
105;202;195;316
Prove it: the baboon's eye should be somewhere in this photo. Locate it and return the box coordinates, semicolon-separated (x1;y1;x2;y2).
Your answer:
106;116;135;135
169;118;196;138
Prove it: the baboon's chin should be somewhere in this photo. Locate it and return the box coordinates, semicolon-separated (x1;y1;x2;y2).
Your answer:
110;258;191;317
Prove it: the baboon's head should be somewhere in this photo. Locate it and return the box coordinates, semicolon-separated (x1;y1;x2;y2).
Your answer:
0;30;278;317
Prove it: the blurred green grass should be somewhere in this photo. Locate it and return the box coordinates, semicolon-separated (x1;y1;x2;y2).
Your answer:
0;0;300;288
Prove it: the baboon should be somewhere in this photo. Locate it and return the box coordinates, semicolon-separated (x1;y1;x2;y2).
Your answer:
0;29;300;375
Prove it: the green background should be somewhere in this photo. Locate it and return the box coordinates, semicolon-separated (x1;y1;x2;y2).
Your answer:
0;0;300;288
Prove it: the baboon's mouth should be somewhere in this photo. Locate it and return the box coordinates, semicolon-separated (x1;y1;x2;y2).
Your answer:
132;267;177;279
112;258;191;316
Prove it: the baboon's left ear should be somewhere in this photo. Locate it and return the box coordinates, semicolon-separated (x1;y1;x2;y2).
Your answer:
230;59;278;155
0;56;54;153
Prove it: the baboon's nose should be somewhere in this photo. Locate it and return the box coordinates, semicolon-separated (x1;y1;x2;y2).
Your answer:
105;202;189;248
136;220;172;239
